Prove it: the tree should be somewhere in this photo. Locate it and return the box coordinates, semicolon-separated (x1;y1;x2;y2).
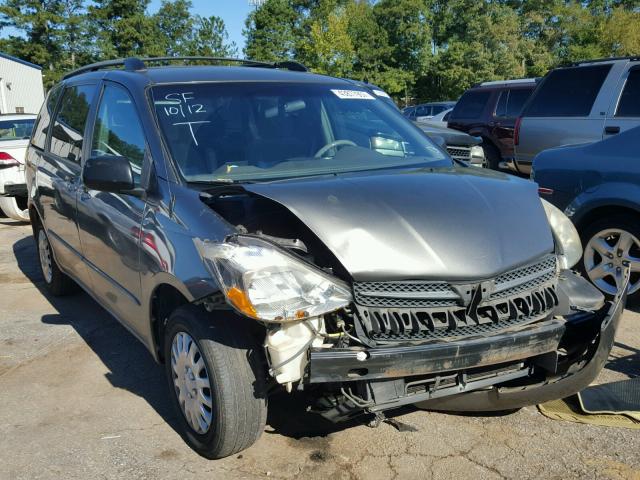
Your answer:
187;15;237;57
88;0;160;58
244;0;300;61
154;0;195;56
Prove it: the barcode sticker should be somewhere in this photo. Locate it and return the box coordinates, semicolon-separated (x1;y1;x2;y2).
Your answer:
331;89;375;100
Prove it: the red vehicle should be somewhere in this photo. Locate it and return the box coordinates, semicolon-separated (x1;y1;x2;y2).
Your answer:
447;79;537;170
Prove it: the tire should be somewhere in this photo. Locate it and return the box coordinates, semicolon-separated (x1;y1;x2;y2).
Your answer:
578;214;640;304
0;196;29;221
34;223;76;296
164;305;268;459
481;143;501;170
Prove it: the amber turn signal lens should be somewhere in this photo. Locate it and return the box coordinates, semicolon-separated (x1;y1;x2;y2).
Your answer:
226;287;258;318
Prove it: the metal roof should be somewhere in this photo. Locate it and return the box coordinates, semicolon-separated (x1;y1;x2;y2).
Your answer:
0;52;42;71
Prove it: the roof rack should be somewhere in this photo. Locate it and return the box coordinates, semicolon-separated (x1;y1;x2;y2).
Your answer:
568;56;640;67
475;78;539;88
62;56;308;80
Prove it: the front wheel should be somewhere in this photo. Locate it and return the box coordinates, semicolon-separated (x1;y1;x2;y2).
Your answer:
579;214;640;303
482;143;501;171
164;305;268;459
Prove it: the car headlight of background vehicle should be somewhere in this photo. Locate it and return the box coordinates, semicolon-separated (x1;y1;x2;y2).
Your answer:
470;145;485;160
195;236;352;323
541;199;582;269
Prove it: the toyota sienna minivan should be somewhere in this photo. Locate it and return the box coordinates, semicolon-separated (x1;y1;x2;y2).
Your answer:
25;57;626;458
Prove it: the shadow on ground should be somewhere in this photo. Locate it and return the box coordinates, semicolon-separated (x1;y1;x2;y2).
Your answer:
606;341;640;377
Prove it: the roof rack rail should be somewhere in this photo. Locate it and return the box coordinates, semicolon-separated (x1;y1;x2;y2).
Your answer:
567;56;640;67
62;56;308;80
473;77;539;88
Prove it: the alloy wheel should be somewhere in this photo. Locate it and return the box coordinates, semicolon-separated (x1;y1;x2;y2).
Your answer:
38;229;53;284
170;332;213;434
584;228;640;295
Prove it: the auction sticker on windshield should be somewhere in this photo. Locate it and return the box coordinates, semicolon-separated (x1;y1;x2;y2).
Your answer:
331;89;375;100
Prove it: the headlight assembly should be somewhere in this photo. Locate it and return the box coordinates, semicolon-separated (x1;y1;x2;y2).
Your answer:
470;145;485;160
541;199;582;269
195;236;352;323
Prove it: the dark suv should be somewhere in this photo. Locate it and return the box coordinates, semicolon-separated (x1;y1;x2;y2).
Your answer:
26;57;624;459
448;79;537;170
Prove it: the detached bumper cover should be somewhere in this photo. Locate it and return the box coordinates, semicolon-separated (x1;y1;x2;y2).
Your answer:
308;319;565;383
308;274;625;411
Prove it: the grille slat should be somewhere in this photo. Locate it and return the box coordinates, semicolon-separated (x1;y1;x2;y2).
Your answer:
353;255;558;344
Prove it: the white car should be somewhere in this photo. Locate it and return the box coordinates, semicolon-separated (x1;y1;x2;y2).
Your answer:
419;108;453;128
0;114;36;221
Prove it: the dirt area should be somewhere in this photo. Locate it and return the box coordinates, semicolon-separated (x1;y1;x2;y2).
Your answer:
0;219;638;480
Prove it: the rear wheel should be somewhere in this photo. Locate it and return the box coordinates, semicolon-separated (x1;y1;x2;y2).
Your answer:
579;215;640;302
482;143;501;170
0;196;29;221
35;224;76;296
164;305;268;459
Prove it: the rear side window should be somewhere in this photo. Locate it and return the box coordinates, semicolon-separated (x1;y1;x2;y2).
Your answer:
524;65;611;117
450;90;491;119
616;68;640;117
0;118;35;141
31;86;62;150
49;84;95;163
506;89;533;117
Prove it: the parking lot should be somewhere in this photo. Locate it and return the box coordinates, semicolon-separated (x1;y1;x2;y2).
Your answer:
0;218;638;480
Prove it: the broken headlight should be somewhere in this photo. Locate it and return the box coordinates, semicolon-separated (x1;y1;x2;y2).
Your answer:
195;236;352;323
541;199;582;269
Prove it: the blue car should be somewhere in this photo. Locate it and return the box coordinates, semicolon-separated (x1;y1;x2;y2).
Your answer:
533;126;640;301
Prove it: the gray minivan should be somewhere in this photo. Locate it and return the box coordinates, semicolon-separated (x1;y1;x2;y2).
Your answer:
25;57;625;459
512;57;640;175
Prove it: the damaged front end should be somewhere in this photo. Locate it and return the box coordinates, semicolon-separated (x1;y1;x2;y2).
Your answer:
195;180;627;423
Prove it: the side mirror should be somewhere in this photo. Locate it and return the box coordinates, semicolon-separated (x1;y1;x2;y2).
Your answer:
83;155;134;194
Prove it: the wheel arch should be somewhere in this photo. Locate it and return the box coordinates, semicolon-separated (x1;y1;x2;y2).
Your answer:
148;281;192;363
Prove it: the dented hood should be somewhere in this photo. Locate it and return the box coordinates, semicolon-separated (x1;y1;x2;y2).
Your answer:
244;167;554;281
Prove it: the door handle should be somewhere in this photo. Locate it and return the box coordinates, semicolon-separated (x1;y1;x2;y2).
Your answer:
604;126;620;135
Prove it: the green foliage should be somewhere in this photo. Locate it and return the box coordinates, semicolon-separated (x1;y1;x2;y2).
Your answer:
1;0;639;102
245;0;640;104
0;0;237;87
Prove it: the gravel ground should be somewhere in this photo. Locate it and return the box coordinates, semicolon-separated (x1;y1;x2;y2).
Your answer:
0;219;638;480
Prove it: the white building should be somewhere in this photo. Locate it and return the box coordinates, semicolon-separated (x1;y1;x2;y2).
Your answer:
0;52;45;115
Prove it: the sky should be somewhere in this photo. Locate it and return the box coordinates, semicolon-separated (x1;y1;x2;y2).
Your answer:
148;0;254;53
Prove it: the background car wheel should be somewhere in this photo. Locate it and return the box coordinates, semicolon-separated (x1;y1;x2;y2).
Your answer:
482;143;501;170
164;305;268;459
0;196;29;222
35;224;76;296
579;215;640;303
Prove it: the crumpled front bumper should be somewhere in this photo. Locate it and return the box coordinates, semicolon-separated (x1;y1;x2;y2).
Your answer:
307;271;626;413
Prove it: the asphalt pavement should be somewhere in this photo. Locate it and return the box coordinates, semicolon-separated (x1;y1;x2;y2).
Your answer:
1;219;639;480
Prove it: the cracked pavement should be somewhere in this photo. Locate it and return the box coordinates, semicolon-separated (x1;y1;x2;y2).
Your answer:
1;219;639;480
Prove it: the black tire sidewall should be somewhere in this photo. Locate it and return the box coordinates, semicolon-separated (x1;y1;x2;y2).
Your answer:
578;214;640;302
163;305;268;459
482;143;500;170
35;224;71;296
164;315;220;454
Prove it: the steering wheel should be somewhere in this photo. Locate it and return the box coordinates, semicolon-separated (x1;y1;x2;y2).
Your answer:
314;140;357;158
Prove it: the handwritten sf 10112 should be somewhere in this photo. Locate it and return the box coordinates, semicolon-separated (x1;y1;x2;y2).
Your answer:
163;92;210;146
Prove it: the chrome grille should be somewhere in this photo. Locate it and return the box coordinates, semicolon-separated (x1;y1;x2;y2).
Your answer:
446;146;472;161
353;255;558;343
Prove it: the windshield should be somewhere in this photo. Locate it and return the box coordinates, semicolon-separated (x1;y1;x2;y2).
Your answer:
0;118;35;141
150;82;449;182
